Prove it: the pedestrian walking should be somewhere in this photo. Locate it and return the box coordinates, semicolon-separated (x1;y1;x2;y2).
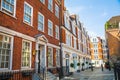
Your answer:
91;64;93;71
101;64;104;71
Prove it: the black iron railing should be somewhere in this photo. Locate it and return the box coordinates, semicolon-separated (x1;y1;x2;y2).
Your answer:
38;65;46;80
0;69;34;80
114;63;120;80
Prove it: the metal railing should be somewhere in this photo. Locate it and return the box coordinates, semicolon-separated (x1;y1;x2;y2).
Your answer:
38;65;46;80
0;69;34;80
114;63;120;80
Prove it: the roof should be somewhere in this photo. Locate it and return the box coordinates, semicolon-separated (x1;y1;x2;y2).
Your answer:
108;15;120;24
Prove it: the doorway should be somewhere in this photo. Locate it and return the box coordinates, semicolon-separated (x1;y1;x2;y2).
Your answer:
36;44;46;73
65;54;69;74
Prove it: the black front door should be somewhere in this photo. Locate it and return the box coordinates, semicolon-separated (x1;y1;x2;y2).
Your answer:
38;45;40;73
66;59;69;74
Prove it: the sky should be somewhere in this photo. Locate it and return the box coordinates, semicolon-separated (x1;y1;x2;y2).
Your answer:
65;0;120;37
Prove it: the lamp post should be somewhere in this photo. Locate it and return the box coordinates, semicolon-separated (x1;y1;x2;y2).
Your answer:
38;45;41;73
106;45;111;71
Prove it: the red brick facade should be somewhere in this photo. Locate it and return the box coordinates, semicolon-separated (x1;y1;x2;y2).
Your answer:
0;0;63;72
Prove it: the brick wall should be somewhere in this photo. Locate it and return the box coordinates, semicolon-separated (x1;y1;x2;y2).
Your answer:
106;29;120;57
12;36;22;70
0;0;60;46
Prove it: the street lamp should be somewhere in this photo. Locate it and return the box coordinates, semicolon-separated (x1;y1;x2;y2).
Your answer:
106;45;111;71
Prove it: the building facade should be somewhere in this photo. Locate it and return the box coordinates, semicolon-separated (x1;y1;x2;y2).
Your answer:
0;0;63;78
101;39;108;62
105;16;120;62
61;10;91;75
90;37;103;67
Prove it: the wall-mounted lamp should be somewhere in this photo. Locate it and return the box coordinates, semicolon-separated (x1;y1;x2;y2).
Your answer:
32;50;37;56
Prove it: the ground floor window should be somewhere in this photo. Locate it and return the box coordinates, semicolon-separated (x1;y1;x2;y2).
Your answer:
0;34;12;69
48;47;53;67
21;40;32;68
56;49;60;67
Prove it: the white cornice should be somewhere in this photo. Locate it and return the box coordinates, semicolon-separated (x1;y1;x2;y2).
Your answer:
0;26;35;41
61;43;90;58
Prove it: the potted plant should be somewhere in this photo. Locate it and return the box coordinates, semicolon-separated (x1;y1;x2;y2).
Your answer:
70;63;74;75
89;63;91;68
77;63;80;72
81;63;85;71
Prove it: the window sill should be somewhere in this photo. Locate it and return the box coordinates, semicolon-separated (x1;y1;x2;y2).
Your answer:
21;67;33;70
55;38;59;40
48;34;53;37
0;10;17;20
23;21;33;27
38;29;44;33
0;68;10;72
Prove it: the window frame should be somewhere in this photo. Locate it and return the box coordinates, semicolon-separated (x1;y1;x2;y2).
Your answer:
1;0;16;17
23;2;33;26
21;39;32;69
40;0;45;4
74;38;76;49
38;12;44;32
48;0;53;12
55;25;59;39
0;33;13;70
56;49;60;67
55;4;59;18
48;19;53;36
48;47;53;68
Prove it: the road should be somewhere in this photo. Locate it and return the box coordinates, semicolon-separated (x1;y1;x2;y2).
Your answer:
61;68;114;80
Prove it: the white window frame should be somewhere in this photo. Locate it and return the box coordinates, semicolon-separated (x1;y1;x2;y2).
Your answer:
55;25;59;39
0;33;13;70
48;19;53;36
74;38;76;49
56;49;60;67
48;47;53;67
72;22;76;35
66;33;71;46
48;0;53;12
55;4;59;18
40;0;45;4
38;12;44;32
23;2;33;26
1;0;16;17
21;39;32;69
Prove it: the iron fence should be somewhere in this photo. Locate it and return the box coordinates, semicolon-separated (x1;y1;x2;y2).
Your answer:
0;69;34;80
114;63;120;80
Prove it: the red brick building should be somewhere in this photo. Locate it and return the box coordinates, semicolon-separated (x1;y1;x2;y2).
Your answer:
0;0;64;79
90;37;104;67
105;16;120;62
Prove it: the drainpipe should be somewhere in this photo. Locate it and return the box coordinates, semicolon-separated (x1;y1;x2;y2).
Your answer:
59;0;64;78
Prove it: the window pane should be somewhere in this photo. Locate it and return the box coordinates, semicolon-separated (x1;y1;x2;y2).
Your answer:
24;3;32;24
38;14;44;31
0;34;11;69
48;20;53;36
22;41;31;67
48;0;53;11
2;0;14;14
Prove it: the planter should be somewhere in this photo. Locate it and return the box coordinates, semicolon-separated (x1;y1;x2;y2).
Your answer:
77;70;80;72
0;73;13;80
69;72;73;75
22;72;32;77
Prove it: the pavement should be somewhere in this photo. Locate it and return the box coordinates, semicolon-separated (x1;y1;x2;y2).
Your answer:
61;68;115;80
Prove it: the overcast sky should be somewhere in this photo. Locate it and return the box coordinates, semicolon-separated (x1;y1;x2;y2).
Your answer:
65;0;120;37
